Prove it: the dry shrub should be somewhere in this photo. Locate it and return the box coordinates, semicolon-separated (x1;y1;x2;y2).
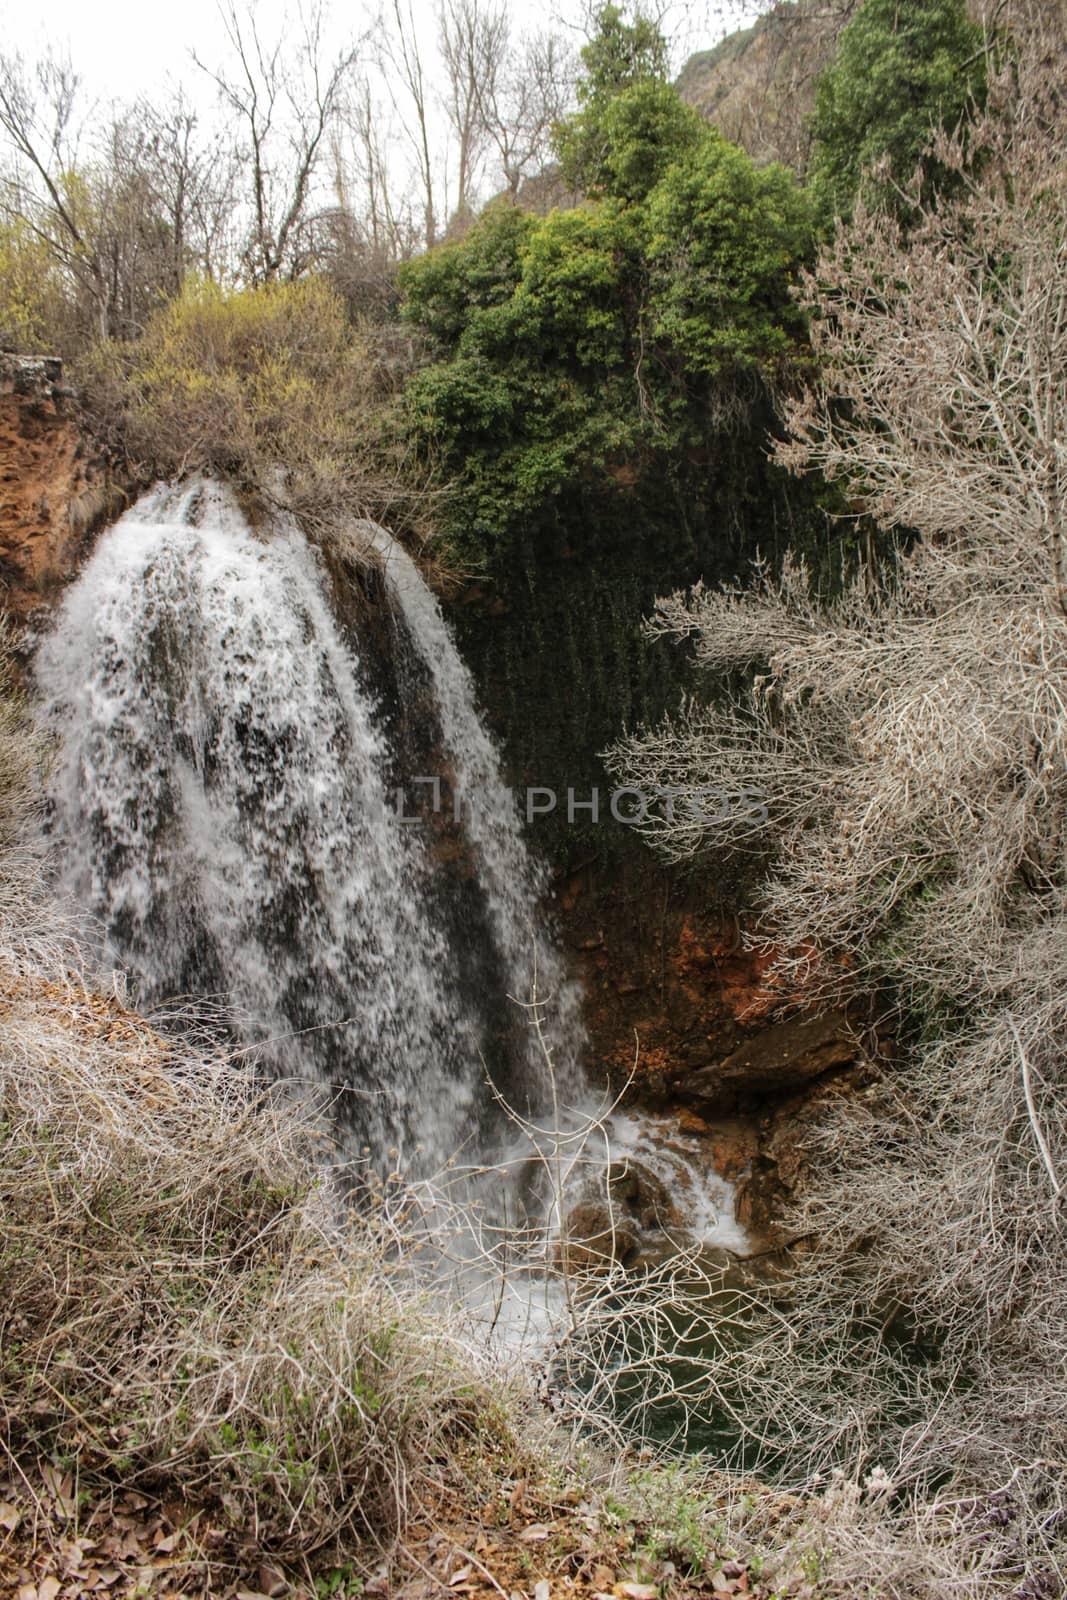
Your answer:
0;618;44;924
77;275;431;541
610;7;1067;1594
0;964;531;1559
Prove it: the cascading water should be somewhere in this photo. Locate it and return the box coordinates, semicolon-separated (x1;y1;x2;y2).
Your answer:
356;520;587;1105
36;476;745;1293
36;478;579;1172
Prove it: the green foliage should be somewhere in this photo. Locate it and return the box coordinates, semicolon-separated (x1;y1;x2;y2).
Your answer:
399;54;832;860
554;5;703;201
810;0;986;221
646;135;811;377
577;3;669;92
559;79;705;203
400;202;535;347
401;139;814;570
0;217;69;352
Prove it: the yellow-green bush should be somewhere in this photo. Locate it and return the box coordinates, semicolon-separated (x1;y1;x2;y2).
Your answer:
0;218;71;354
83;276;404;530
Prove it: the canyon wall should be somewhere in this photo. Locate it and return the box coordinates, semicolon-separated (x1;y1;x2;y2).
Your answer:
0;354;125;622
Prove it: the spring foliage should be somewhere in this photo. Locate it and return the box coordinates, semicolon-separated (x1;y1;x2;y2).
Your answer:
82;275;418;531
399;14;813;570
809;0;987;220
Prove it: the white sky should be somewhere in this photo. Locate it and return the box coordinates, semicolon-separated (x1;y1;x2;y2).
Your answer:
5;0;764;109
2;0;765;230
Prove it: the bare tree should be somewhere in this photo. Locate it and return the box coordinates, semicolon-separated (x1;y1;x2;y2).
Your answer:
382;0;438;250
610;4;1067;1564
437;0;505;221
474;26;576;199
0;53;232;344
140;90;238;290
195;0;358;283
0;50;108;339
335;77;421;261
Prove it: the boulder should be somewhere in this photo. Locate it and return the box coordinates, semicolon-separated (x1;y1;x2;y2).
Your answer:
678;1010;857;1111
558;1198;640;1274
558;1157;687;1275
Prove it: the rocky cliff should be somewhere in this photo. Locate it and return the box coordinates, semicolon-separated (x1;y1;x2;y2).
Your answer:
0;353;122;621
678;0;848;171
555;851;880;1246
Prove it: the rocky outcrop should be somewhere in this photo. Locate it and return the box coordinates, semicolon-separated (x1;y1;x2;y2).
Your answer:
559;1157;685;1274
677;1009;857;1112
553;852;883;1245
557;854;844;1101
0;353;123;620
678;0;848;172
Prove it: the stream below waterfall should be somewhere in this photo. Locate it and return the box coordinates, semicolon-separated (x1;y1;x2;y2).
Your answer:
34;477;748;1363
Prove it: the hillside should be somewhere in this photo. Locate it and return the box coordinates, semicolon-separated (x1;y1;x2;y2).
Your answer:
677;1;849;171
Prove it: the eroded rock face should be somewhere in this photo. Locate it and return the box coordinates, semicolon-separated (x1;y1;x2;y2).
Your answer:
552;857;883;1244
677;0;847;173
677;1009;858;1112
733;1062;882;1242
0;353;121;620
559;1157;686;1275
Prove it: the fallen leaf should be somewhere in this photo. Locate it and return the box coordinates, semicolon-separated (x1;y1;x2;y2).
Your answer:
257;1562;289;1596
39;1579;62;1600
450;1566;472;1586
0;1501;21;1531
40;1467;75;1519
534;1581;550;1600
616;1585;658;1600
518;1525;549;1543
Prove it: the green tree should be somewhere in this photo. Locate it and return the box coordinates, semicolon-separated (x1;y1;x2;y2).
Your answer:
646;135;811;378
809;0;986;221
399;32;826;854
400;138;813;569
554;5;703;201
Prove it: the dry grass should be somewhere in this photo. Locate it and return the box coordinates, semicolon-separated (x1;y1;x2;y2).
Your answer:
0;959;541;1563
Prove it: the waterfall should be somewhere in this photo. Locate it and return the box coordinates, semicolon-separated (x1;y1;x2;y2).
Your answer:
355;521;587;1103
35;476;747;1290
35;479;580;1173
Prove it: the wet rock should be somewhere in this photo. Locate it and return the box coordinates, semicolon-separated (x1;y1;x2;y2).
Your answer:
734;1061;879;1239
678;1009;858;1111
608;1156;685;1232
559;1198;640;1273
558;1157;687;1274
704;1117;759;1182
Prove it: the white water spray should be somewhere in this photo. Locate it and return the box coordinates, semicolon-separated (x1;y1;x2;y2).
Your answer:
35;478;744;1271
